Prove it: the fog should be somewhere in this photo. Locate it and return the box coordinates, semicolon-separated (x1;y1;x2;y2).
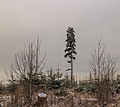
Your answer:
0;0;120;80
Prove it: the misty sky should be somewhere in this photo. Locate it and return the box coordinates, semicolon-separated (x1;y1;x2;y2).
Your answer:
0;0;120;80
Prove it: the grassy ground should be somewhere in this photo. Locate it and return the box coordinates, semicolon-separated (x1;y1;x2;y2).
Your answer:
0;90;120;107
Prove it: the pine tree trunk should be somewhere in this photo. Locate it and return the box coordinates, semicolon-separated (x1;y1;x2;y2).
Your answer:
71;56;73;85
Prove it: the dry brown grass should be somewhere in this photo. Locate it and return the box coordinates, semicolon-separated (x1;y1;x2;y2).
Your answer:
0;90;120;107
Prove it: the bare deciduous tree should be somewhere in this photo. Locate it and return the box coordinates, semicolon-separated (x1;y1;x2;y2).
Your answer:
89;37;117;105
11;36;46;105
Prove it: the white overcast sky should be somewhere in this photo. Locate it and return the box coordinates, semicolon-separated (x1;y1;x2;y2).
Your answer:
0;0;120;80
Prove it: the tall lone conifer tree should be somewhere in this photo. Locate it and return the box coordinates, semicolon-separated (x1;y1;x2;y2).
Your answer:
64;27;77;85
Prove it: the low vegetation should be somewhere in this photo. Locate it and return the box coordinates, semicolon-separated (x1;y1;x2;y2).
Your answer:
0;29;120;107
